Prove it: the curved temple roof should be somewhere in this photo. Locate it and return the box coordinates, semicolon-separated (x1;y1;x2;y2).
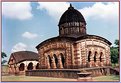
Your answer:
8;51;39;64
58;4;86;26
36;35;111;49
36;4;111;50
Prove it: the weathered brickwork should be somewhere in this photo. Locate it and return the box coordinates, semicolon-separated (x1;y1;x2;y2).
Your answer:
36;37;111;70
8;51;39;75
27;4;112;78
35;5;111;70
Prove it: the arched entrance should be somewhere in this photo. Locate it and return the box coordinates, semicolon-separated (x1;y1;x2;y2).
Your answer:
60;53;65;68
100;52;103;62
48;55;52;68
99;52;104;66
36;63;39;69
88;51;91;62
19;63;25;71
53;54;58;68
27;62;33;70
94;51;97;62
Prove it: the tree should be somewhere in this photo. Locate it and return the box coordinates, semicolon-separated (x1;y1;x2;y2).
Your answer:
1;52;7;65
110;39;119;65
114;39;119;46
110;47;118;64
1;60;7;65
115;39;119;65
2;52;7;58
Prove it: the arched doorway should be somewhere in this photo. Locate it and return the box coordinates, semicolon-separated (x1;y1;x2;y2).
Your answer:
27;62;33;70
100;52;103;62
60;53;65;68
36;63;39;69
48;55;52;68
94;51;97;62
53;54;58;68
88;51;91;62
19;63;25;71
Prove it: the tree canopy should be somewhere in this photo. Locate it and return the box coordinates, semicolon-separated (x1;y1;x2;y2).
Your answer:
110;47;118;64
2;52;7;58
110;39;119;65
1;52;7;65
114;39;119;46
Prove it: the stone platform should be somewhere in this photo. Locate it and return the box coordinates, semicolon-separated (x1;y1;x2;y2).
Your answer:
26;66;117;79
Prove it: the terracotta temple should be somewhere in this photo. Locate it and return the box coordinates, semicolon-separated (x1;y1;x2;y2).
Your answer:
25;4;117;79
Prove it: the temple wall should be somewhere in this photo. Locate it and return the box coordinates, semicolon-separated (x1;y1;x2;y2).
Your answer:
37;40;74;69
75;38;111;68
59;22;86;37
26;67;115;79
8;60;39;75
17;61;39;67
37;38;111;69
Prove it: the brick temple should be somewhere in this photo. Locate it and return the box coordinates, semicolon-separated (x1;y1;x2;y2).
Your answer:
26;4;114;79
8;51;39;74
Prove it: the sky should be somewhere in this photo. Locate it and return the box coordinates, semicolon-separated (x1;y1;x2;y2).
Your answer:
2;2;119;62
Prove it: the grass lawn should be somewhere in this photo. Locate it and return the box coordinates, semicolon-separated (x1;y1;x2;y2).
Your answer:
92;75;119;81
2;75;119;82
2;75;77;81
2;65;8;72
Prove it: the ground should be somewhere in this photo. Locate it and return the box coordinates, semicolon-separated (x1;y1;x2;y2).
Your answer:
1;65;119;82
2;75;119;82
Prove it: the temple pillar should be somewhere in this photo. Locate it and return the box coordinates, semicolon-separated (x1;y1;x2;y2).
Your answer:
33;65;36;70
90;59;94;67
15;65;19;74
89;54;94;67
51;57;56;69
106;56;111;66
100;58;105;66
11;65;15;74
8;65;12;74
95;56;100;67
25;65;27;71
58;55;63;69
47;57;50;69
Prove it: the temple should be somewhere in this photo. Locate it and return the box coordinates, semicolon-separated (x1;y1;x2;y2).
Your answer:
8;51;39;74
36;4;111;69
26;4;115;79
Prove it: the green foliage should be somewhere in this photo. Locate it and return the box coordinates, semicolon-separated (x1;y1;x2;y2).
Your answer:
1;60;7;65
110;39;119;65
2;52;7;58
110;47;118;64
114;39;119;47
1;52;7;65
